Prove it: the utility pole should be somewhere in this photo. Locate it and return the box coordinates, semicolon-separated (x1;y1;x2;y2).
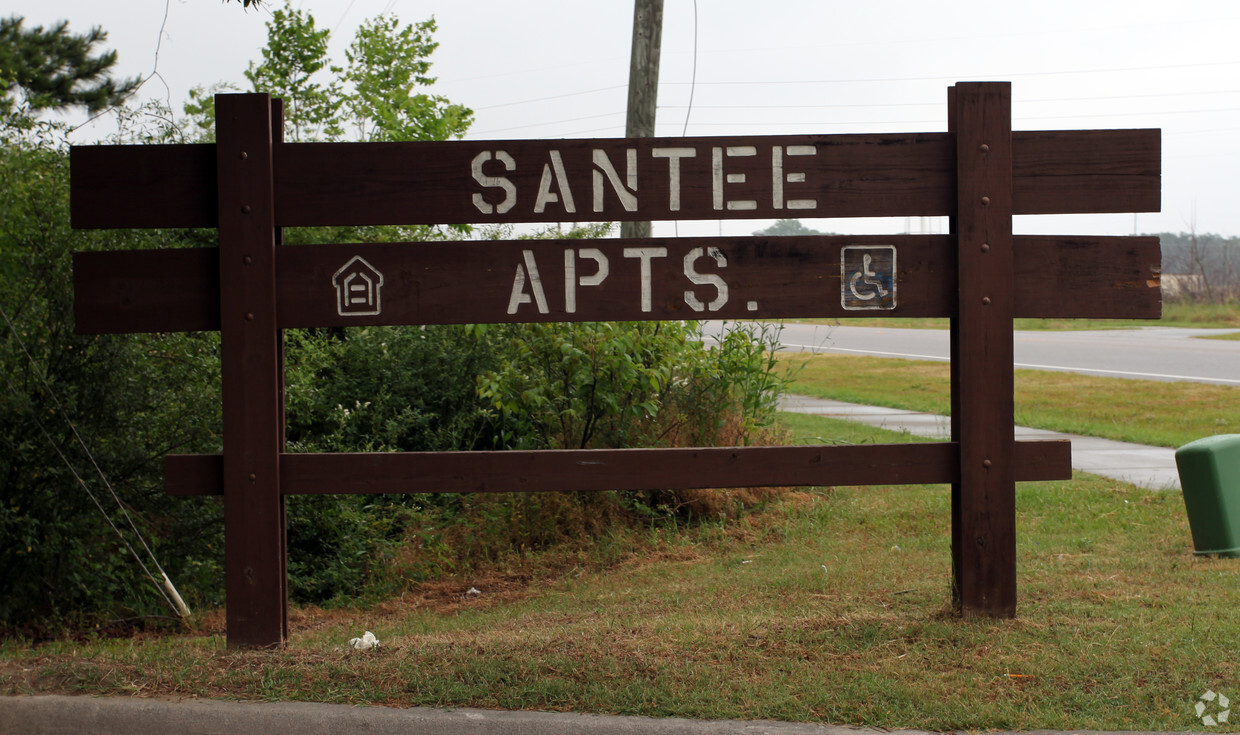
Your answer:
623;0;663;239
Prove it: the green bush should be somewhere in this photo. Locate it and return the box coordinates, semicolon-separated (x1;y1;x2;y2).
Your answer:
477;320;785;451
284;325;503;454
0;130;224;634
273;316;789;604
0;2;796;626
277;324;505;604
374;318;791;587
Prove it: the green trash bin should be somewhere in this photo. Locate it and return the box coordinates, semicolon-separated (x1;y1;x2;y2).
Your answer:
1176;434;1240;558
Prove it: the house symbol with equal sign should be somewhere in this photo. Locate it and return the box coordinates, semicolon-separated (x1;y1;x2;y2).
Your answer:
333;255;384;316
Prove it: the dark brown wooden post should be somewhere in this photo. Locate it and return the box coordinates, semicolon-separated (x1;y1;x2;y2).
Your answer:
216;93;287;647
949;82;1017;617
270;97;289;644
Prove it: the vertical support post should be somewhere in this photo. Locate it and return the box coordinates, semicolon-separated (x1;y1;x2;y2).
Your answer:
216;93;286;647
270;97;289;644
949;82;1016;617
622;0;662;239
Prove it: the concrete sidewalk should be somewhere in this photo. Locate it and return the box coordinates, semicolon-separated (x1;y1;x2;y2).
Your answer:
0;695;1205;735
0;696;875;735
779;395;1181;490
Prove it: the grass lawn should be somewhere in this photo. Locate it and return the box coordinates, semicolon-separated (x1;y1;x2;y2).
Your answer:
3;415;1237;732
780;352;1240;449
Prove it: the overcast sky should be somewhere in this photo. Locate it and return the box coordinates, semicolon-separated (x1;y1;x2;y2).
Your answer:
9;0;1239;239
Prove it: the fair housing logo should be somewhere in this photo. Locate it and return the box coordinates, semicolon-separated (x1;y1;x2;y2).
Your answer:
1196;690;1231;727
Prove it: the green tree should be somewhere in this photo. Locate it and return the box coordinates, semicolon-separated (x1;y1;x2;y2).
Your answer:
188;4;472;145
753;218;830;237
0;16;139;119
242;4;341;141
340;16;472;142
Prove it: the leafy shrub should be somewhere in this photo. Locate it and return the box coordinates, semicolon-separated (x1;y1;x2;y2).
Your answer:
0;132;224;634
278;323;505;604
272;317;789;604
371;319;791;589
0;4;797;628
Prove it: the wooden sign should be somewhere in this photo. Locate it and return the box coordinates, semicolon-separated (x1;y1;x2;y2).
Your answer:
73;235;1160;333
71;131;1159;230
71;83;1161;647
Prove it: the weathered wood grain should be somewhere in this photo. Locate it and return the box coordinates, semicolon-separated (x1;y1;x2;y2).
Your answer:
950;82;1017;618
72;235;1160;333
70;144;217;229
69;130;1160;230
216;94;286;648
165;439;1072;497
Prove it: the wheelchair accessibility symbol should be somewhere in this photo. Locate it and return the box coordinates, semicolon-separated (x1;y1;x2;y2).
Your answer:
841;245;897;310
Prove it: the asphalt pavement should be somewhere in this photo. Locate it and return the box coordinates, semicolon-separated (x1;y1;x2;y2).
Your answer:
751;323;1240;386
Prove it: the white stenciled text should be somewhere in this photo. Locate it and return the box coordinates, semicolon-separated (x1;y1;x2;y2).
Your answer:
472;144;818;216
506;246;733;315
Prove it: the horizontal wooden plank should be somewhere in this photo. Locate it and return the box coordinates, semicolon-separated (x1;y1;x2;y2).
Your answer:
1014;235;1162;319
73;235;1160;334
165;439;1071;497
273;134;957;226
69;129;1160;229
167;452;221;497
73;248;221;334
70;144;218;230
1012;129;1160;215
275;235;951;327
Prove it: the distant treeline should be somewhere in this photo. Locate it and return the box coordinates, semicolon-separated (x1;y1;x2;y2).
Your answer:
1156;232;1240;302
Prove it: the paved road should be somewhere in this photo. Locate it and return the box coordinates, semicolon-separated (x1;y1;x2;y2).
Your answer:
757;323;1240;386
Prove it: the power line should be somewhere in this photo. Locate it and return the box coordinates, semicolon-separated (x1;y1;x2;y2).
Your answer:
658;60;1240;88
1021;106;1240;120
673;0;699;240
331;0;360;34
677;119;944;128
464;63;1238;126
681;0;698;137
472;111;625;136
671;105;1238;128
0;303;190;620
1167;126;1240;137
484;103;1240;140
475;85;627;111
659;89;1240;111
